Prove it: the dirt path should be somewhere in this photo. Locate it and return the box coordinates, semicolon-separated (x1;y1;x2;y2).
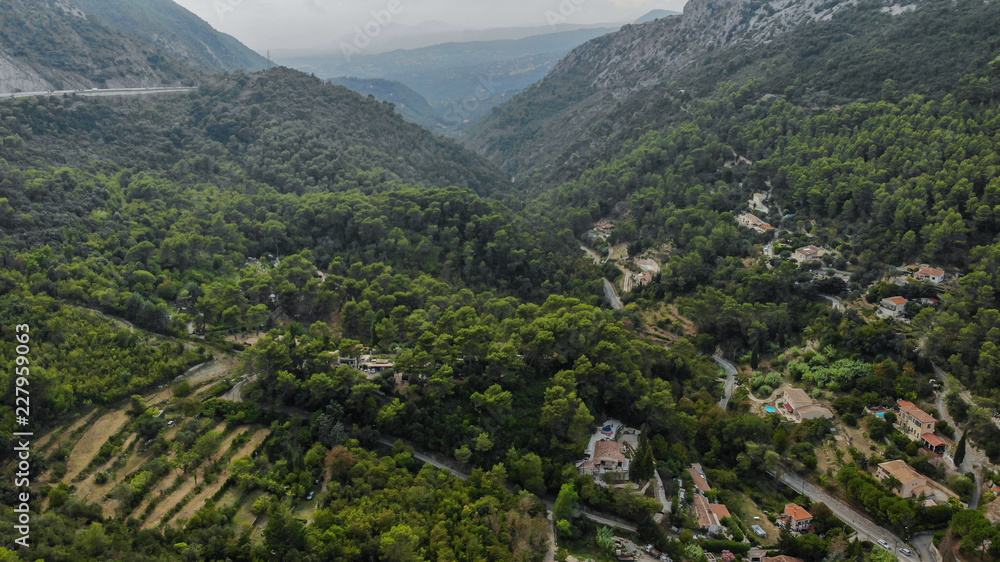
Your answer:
61;409;130;482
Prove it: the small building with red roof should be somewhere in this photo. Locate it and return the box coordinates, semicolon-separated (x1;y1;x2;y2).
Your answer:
781;503;813;533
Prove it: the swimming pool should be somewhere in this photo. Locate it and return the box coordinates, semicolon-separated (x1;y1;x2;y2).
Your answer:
765;407;777;413
876;412;886;418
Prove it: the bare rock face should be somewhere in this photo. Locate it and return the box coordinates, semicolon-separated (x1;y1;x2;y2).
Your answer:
548;0;862;98
0;52;53;93
0;0;193;94
464;0;927;181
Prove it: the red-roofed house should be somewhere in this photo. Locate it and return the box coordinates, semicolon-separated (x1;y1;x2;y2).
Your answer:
921;433;947;454
710;504;732;521
782;503;813;532
692;495;733;534
794;245;825;263
763;556;805;562
914;266;945;284
897;400;936;437
578;440;629;478
880;296;909;318
688;464;712;494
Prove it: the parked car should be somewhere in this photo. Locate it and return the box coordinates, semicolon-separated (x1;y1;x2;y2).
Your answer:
306;491;315;501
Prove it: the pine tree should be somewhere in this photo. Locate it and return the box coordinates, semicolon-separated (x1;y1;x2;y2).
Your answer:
955;432;968;467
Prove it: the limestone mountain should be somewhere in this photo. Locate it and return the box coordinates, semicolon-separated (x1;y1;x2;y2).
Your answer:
0;0;194;92
467;0;1000;185
68;0;270;72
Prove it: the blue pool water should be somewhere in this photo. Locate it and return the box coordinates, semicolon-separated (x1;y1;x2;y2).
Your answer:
765;407;777;413
876;412;886;418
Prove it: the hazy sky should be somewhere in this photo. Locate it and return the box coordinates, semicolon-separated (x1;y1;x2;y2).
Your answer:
173;0;688;51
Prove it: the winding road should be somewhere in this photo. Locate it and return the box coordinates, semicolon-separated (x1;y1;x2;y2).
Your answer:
932;364;988;509
713;354;738;410
604;278;624;310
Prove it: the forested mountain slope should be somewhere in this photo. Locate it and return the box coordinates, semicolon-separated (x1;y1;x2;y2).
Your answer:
0;67;509;195
0;0;195;92
68;0;270;72
468;0;1000;186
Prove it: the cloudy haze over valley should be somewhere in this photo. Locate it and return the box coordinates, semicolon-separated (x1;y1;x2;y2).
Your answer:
172;0;687;50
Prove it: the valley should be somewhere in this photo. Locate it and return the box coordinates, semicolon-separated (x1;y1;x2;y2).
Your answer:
2;0;1000;561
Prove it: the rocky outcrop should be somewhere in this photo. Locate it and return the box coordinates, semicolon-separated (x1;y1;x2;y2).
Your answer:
465;0;921;181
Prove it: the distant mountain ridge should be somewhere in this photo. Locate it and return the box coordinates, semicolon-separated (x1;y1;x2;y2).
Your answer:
283;26;617;134
68;0;270;72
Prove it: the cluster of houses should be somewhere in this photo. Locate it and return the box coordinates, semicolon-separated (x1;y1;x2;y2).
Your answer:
686;464;734;536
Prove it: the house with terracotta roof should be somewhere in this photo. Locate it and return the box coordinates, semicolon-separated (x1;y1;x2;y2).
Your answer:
763;556;805;562
737;213;776;234
794;245;824;263
692;495;733;535
897;400;936;437
578;440;629;478
880;297;909;318
780;388;834;422
877;460;960;506
687;463;712;494
913;266;945;284
921;433;947;454
780;503;813;532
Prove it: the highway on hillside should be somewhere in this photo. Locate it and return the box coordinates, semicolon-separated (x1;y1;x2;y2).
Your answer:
776;469;916;561
0;86;197;100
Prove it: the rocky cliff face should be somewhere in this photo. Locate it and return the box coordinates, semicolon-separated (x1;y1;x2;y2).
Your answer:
0;0;195;93
572;0;859;93
68;0;270;72
465;0;889;180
